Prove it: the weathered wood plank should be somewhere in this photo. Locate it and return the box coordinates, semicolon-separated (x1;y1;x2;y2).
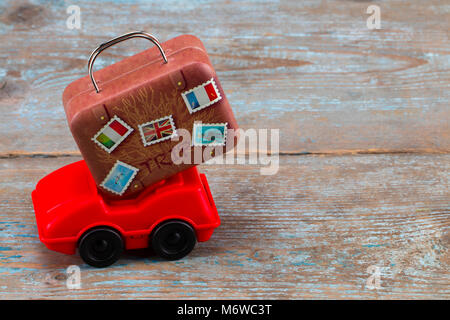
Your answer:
0;0;449;154
0;154;448;299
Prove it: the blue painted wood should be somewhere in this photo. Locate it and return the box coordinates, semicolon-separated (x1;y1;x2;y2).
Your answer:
0;0;448;154
0;155;448;299
0;0;448;299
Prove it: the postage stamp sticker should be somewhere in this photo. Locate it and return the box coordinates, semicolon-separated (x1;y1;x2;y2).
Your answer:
92;115;133;153
182;78;222;114
100;160;139;195
138;115;177;147
192;122;228;146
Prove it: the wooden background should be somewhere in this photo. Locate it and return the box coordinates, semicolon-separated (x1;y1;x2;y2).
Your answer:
0;0;448;299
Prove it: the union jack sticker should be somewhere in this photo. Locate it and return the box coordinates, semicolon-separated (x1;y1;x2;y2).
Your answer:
181;78;222;114
138;115;177;147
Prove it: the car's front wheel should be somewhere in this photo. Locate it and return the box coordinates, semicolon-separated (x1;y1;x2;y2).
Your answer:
151;220;196;260
79;227;123;268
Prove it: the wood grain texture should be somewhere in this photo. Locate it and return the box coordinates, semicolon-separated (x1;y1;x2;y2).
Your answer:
0;155;448;299
0;0;448;300
0;0;449;154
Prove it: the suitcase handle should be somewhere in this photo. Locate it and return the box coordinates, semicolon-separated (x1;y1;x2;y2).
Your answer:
88;31;168;93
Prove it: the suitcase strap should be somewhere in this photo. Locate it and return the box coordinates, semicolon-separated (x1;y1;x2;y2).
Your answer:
87;31;168;93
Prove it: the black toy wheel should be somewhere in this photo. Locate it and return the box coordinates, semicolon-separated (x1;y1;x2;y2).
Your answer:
151;220;196;260
79;228;123;268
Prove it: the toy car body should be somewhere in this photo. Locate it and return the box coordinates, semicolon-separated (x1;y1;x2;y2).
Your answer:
31;160;219;267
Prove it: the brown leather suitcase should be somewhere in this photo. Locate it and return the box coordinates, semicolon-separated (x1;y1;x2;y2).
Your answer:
63;32;238;200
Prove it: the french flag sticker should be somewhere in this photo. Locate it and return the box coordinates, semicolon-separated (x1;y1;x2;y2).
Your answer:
182;78;222;114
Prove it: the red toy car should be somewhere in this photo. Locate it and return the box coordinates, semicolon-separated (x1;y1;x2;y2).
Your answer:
31;160;220;268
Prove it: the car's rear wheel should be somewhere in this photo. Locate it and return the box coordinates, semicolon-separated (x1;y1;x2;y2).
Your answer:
79;227;123;268
151;220;196;260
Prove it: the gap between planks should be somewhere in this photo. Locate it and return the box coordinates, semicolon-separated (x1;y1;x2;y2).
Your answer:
0;148;449;159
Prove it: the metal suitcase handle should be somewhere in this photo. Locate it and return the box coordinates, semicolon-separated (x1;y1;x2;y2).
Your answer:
88;31;168;93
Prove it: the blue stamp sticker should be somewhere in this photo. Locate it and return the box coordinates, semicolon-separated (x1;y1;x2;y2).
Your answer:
100;160;139;196
185;92;200;110
181;78;222;114
192;122;227;146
